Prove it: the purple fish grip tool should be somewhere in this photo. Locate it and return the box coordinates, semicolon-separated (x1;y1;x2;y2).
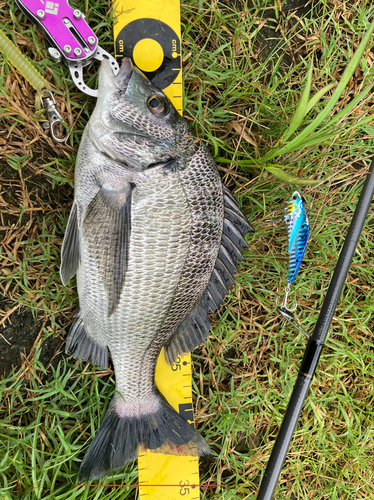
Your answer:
15;0;119;96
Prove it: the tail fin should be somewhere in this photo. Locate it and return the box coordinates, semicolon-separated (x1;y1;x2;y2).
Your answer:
78;391;210;481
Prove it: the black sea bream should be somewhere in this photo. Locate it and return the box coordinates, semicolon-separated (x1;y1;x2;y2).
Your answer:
60;58;253;481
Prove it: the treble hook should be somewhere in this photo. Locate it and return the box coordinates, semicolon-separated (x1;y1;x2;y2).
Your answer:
277;283;297;312
40;90;68;143
276;283;310;339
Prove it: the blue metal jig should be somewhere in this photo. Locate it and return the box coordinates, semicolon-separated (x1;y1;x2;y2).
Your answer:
284;191;309;284
277;191;310;338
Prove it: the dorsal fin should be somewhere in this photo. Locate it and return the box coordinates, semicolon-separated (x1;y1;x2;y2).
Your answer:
165;186;253;364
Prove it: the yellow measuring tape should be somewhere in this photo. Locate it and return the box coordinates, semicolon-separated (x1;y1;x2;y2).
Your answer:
140;350;200;499
113;2;200;498
113;0;183;112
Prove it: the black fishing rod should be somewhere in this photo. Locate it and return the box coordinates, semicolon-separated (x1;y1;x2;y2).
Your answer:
257;158;374;500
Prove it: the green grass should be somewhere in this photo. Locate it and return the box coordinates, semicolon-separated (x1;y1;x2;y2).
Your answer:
1;0;374;498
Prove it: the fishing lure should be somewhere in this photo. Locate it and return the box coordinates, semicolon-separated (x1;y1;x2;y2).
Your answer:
277;191;310;337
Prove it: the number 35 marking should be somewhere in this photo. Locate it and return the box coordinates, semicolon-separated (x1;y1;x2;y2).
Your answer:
179;480;190;495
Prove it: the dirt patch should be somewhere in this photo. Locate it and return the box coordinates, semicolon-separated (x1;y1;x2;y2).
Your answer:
0;299;64;378
253;0;314;68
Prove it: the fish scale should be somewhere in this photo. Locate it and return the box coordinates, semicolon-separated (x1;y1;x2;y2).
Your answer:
156;143;223;341
109;169;192;396
60;58;253;481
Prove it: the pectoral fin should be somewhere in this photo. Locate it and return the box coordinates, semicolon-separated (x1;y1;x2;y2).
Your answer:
60;203;80;286
83;183;134;316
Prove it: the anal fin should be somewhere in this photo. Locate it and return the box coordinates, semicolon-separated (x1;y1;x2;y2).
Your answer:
165;300;212;365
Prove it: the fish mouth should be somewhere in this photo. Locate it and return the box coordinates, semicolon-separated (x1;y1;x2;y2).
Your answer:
114;58;134;90
95;58;141;139
100;58;134;92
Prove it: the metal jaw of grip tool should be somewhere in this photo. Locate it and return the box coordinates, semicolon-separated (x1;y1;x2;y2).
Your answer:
15;0;119;97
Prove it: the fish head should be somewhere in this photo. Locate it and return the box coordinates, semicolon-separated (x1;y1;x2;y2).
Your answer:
88;59;195;169
285;191;302;213
290;191;301;203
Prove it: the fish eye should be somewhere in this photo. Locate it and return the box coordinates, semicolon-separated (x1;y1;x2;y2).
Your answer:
292;194;298;200
147;95;167;117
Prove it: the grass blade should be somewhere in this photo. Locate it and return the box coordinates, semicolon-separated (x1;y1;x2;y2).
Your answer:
263;165;321;185
262;19;374;161
281;61;313;142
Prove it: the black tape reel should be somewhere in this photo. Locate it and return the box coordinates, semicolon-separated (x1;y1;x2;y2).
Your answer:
115;18;181;89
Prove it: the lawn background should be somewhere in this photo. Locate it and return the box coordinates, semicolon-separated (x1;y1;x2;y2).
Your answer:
1;0;374;498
